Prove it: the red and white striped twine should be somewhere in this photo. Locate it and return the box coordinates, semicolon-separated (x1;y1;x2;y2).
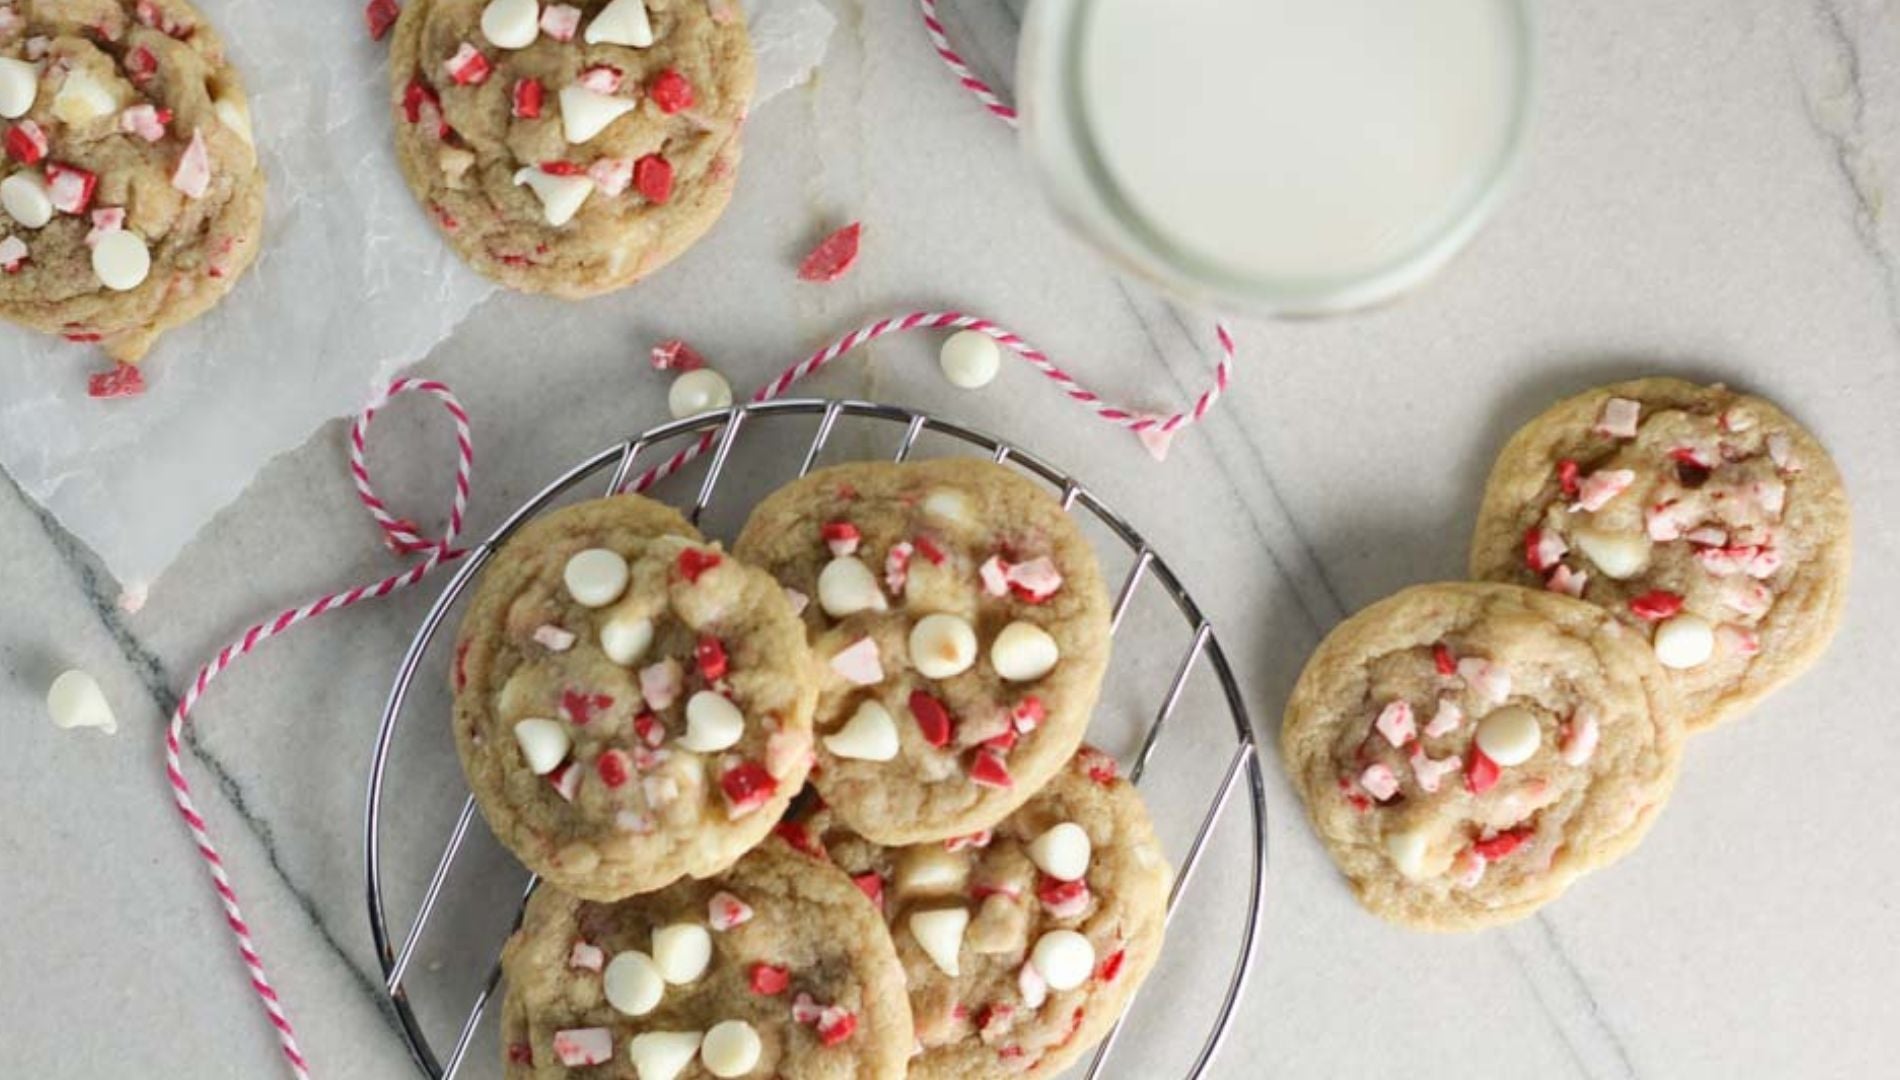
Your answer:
179;6;1239;1075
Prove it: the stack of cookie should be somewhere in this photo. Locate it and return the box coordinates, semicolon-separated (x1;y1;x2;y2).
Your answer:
1282;378;1850;930
452;460;1173;1076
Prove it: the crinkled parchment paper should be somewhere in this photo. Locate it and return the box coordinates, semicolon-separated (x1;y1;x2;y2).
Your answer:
0;0;833;590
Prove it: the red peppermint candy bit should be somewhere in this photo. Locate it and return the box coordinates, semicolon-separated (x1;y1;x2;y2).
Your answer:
596;749;632;788
821;520;861;554
88;363;146;399
983;726;1018;753
633;710;665;747
539;160;587;176
505;1042;534;1065
444;43;492;87
577;65;624;94
1465;746;1501;795
45;162;98;216
365;0;400;40
1337;776;1372;814
1556;458;1581;498
816;1007;858;1047
1036;875;1089;917
773;820;825;858
453;640;470;690
5;120;46;165
677;548;722;583
1076;746;1118;785
650;338;707;372
748;963;791;995
648;68;694;113
797;222;862;283
999;1047;1027;1063
850;871;885;911
1471;826;1534;861
1010;696;1045;734
720;761;778;817
633;153;673;203
976;1003;1015;1038
1432;642;1457;676
914;536;948;565
402;79;450;138
125;44;159;85
945;829;991;852
908;690;954;748
972;745;1018;787
512;78;544;119
1097;948;1126;983
696;634;730;681
1628;589;1684;622
0;236;26;274
561;690;614;725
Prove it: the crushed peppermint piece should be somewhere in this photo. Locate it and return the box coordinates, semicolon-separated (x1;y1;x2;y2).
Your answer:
171;130;212;199
45;161;98;215
1573;468;1635;512
532;624;576;651
945;829;992;852
1423;698;1464;737
648;69;694;113
569;941;605;971
588;156;633;196
651;337;707;371
969;748;1013;789
791;992;824;1025
816;1006;858;1047
1645;499;1691;542
633;153;673;203
1358;762;1400;802
749;963;791;995
720;760;778;818
639;658;683;711
119;104;169;142
365;0;401;40
1546;563;1588;598
696;634;729;681
708;891;754;930
0;235;25;274
1715;623;1761;657
1432;643;1457;677
1628;589;1684;622
908;689;954;748
978;555;1010;597
1559;707;1600;766
511;77;544;119
1451;849;1487;888
1010;696;1046;734
1524;527;1568;572
797;222;862;282
444;43;493;86
1464;746;1500;794
1556;458;1581;498
1471;826;1533;861
1005;557;1064;602
677;547;721;582
540;3;582;39
551;1028;614;1068
851;872;885;910
1408;744;1462;793
821;520;861;556
1456;658;1512;706
88;363;146;399
1373;700;1416;747
595;749;632;788
85;207;126;248
577;64;624;94
6;120;47;164
884;541;914;594
830;636;884;686
1595;397;1641;438
1036;875;1090;919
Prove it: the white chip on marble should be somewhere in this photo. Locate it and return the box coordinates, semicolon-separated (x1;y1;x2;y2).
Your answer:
939;330;1001;389
1030;929;1095;991
909;907;970;977
0;57;38;119
628;1031;702;1080
700;1020;762;1078
1027;822;1092;883
818;556;887;617
668;369;733;419
481;0;540;48
604;950;664;1016
564;548;630;607
1654;613;1715;669
910;613;978;679
600;611;654;665
513;718;571;774
46;670;117;734
585;0;654;47
679;691;745;753
652;923;712;984
824;699;900;761
1474;705;1541;767
990;621;1059;682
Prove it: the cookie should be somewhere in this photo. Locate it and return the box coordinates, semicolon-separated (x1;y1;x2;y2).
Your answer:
453;494;816;901
732;461;1113;846
0;0;265;362
1281;583;1685;931
499;840;914;1077
1469;378;1851;729
806;747;1171;1079
388;0;753;295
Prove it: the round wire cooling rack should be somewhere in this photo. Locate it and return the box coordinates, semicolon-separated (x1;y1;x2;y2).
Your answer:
365;399;1269;1079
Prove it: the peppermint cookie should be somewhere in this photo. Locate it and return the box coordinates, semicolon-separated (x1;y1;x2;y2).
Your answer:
0;0;265;362
1281;583;1685;931
453;495;816;901
388;0;753;295
1470;378;1851;729
808;748;1172;1079
499;840;913;1077
732;460;1113;846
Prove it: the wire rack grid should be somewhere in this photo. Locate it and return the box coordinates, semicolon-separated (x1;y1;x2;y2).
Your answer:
364;399;1269;1079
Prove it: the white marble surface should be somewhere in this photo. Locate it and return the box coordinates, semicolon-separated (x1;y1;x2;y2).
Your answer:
4;1;1899;1076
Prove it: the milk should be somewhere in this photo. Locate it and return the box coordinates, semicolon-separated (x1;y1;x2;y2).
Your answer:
1019;0;1530;313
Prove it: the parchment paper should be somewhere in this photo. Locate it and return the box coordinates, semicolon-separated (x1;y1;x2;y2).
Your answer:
0;0;834;591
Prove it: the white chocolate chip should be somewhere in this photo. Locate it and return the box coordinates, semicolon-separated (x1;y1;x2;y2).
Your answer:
921;489;973;526
480;0;540;48
564;548;630;607
628;1031;703;1080
939;330;1001;389
817;556;887;617
559;84;637;144
1385;829;1430;881
909;907;970;977
679;691;745;753
214;94;254;147
600;612;655;665
513;167;595;226
895;846;969;898
603;950;664;1016
46;670;117;734
1474;706;1541;767
585;0;654;47
1560;708;1601;767
513;718;571;775
1653;613;1715;669
1573;529;1650;580
1027;822;1092;882
651;923;712;984
91;230;150;291
1030;929;1095;992
52;68;116;125
1018;962;1049;1008
2;171;53;229
700;1020;761;1079
909;613;978;679
990;621;1059;682
829;636;885;686
823;699;900;761
668;369;733;419
0;57;38;119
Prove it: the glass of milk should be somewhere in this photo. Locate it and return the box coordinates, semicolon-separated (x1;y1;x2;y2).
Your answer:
1018;0;1534;317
